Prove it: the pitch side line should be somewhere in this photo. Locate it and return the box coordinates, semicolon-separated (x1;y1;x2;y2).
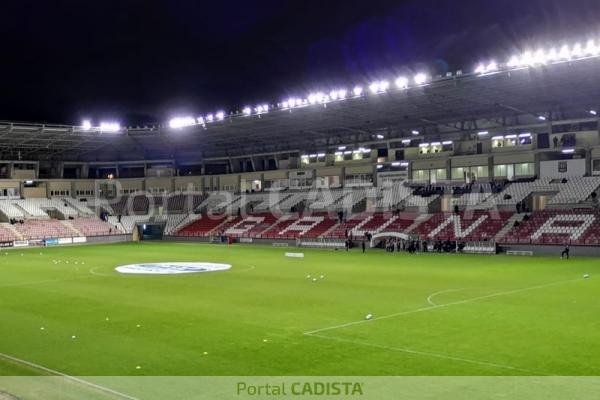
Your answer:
306;333;543;374
426;288;465;306
0;352;138;400
304;277;582;335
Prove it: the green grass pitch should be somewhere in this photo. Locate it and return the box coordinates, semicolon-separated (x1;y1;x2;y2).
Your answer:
0;242;598;376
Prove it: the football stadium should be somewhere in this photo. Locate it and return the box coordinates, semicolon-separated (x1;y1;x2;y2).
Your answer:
2;1;600;399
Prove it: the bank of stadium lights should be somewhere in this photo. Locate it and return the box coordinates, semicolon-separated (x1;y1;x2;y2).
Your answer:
353;86;363;96
242;107;252;116
369;80;390;94
478;38;600;75
474;61;498;75
99;122;121;133
169;116;196;129
254;104;269;114
81;120;92;131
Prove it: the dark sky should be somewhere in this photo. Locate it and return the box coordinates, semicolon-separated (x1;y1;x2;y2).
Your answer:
1;0;599;125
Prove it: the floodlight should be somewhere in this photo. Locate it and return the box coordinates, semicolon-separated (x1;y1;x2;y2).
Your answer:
562;148;575;154
538;115;546;121
507;55;521;67
81;120;92;131
338;146;346;150
571;42;583;58
395;76;409;88
242;107;252;115
206;114;214;122
369;81;388;94
99;122;120;133
391;162;401;167
414;73;427;85
590;110;597;116
546;48;558;62
169;116;196;129
337;89;347;99
353;86;363;96
533;49;546;64
486;61;498;71
474;64;486;74
215;111;225;121
558;44;571;60
376;134;384;139
521;51;533;65
477;131;489;136
442;141;453;145
411;130;419;135
585;39;599;55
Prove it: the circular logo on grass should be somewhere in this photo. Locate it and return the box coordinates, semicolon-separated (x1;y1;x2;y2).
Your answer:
115;262;232;275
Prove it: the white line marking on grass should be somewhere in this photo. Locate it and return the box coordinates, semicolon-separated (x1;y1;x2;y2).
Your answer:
0;352;138;400
306;333;543;374
236;265;256;273
427;288;465;306
89;267;112;277
304;277;582;335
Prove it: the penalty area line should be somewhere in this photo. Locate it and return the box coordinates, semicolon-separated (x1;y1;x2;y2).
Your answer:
0;352;139;400
304;277;583;335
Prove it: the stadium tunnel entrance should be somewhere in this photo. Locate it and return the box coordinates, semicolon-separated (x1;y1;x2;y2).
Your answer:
138;222;166;240
370;232;416;247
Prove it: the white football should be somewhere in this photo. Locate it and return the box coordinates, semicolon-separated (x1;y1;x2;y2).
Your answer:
584;274;590;279
365;313;373;320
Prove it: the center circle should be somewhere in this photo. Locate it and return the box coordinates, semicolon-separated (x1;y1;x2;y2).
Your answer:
114;262;232;275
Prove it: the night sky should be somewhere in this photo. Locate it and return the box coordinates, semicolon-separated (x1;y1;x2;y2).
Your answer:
1;0;599;125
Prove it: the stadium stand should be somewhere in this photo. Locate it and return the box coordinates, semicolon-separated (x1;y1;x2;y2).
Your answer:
413;211;513;242
66;218;122;236
175;214;231;237
500;210;600;245
261;212;338;239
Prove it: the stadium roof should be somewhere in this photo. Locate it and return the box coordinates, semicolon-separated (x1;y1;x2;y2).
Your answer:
2;56;600;163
